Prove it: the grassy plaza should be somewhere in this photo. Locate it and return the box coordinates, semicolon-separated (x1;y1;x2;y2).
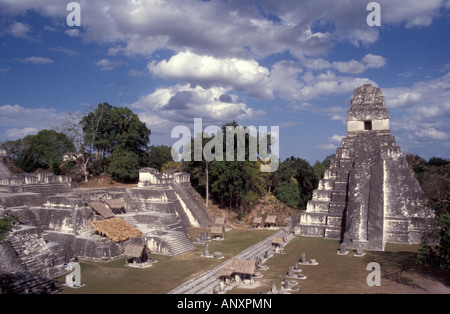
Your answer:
57;227;449;294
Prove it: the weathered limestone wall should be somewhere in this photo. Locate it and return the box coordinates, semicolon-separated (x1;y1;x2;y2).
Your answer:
0;193;44;207
343;136;385;251
2;226;67;278
0;241;27;274
129;183;213;229
0;166;214;279
347;119;389;132
138;168;190;187
0;154;12;180
71;236;123;261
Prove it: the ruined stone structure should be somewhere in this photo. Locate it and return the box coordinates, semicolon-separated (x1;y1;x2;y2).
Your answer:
0;163;213;291
0;149;12;179
295;84;435;251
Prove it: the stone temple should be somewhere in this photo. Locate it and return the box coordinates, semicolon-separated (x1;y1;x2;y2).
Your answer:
295;84;435;251
0;158;213;292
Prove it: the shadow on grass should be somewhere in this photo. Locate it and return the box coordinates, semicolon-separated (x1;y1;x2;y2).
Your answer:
366;248;450;291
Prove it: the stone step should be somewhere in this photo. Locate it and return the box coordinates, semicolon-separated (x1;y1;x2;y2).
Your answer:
42;233;51;242
22;183;71;194
1;273;61;294
163;231;195;256
166;222;184;231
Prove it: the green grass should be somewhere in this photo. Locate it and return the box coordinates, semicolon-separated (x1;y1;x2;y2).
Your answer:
57;229;449;294
229;237;450;294
57;228;277;294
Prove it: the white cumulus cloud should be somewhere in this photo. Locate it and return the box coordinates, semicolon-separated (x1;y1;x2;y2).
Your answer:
332;54;386;74
96;59;124;71
0;104;67;140
148;51;273;99
130;84;263;134
20;56;54;64
6;22;33;39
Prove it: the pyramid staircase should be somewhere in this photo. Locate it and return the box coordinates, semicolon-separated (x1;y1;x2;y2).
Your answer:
5;227;66;278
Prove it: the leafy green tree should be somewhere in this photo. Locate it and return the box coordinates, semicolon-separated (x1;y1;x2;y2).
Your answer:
412;157;449;269
418;214;450;270
313;154;334;182
80;103;151;181
80;103;150;159
80;102;113;162
109;106;151;154
184;121;267;212
107;149;140;182
161;160;184;173
184;132;217;207
273;156;317;209
274;178;301;208
146;145;175;171
2;130;74;173
0;216;18;241
427;157;450;167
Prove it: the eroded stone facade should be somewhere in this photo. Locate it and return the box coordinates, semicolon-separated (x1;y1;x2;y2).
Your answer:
0;166;213;283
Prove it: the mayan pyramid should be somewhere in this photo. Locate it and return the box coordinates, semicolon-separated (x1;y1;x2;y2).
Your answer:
295;84;435;251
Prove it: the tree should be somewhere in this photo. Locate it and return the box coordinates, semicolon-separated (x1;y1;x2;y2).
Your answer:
413;158;450;269
184;132;216;207
0;216;18;241
57;112;93;182
184;121;267;212
146;145;174;171
79;103;151;181
1;139;28;171
1;130;74;174
161;160;184;173
80;102;113;164
273;157;317;209
107;149;140;182
421;164;450;215
109;106;151;155
312;154;334;182
80;103;151;158
418;214;450;270
274;179;301;208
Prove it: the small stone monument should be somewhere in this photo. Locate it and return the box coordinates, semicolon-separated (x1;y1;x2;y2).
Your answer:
338;242;349;255
299;252;318;265
294;262;302;272
354;242;366;257
202;242;211;257
288;266;294;277
271;282;277;294
301;252;306;264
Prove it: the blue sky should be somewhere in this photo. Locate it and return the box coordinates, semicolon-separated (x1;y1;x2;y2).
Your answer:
0;0;449;164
